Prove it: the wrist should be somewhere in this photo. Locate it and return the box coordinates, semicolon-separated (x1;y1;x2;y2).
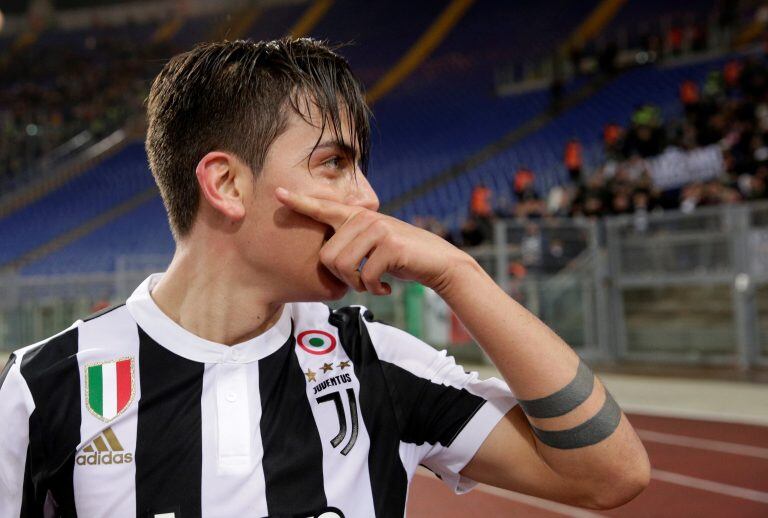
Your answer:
428;251;486;300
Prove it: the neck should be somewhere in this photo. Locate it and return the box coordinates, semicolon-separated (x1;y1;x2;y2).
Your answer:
150;240;284;347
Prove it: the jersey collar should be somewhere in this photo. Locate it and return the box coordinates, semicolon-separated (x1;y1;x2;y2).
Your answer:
126;273;293;364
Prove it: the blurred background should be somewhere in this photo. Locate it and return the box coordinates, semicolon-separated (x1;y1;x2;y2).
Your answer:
1;0;767;516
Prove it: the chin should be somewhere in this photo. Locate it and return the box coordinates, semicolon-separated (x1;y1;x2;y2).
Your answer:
326;282;350;301
288;264;349;302
318;267;349;301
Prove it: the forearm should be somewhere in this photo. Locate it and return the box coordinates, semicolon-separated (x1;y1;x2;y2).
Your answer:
435;255;649;498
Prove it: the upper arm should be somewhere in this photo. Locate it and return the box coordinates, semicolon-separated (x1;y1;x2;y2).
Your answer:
0;354;33;517
460;405;577;501
361;314;517;494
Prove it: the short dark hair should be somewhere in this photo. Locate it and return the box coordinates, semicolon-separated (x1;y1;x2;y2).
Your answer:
145;37;371;239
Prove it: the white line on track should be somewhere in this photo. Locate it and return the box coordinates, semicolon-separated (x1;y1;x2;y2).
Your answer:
623;404;768;426
637;429;768;459
414;469;601;517
472;483;603;517
417;462;768;512
652;469;768;504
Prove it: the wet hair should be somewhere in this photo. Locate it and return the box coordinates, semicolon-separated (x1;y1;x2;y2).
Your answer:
145;37;371;239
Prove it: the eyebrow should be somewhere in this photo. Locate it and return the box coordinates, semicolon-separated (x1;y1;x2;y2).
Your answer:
309;140;358;162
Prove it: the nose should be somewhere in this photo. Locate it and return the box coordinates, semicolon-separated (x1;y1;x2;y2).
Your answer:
347;171;380;212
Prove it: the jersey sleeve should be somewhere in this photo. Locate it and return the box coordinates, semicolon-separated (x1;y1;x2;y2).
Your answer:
0;353;34;517
361;312;517;494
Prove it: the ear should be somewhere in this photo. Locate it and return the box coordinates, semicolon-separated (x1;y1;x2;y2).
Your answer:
195;151;249;223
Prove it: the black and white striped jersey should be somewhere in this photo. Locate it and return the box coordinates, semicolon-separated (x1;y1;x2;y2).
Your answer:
0;273;517;518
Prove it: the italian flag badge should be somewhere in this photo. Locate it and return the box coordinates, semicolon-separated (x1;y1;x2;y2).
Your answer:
85;358;135;422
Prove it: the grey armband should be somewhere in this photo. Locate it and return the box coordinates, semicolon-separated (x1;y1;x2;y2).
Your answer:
530;391;622;449
518;359;594;418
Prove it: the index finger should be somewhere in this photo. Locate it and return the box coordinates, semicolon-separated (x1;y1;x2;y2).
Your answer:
275;187;356;229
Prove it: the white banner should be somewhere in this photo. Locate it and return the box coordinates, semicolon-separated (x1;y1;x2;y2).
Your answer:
646;144;725;190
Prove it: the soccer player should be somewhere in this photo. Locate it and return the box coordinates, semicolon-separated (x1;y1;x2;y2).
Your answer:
0;38;649;517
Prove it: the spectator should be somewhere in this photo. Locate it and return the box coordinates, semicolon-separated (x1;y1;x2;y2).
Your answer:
703;70;725;100
433;58;768;250
603;122;624;160
666;25;684;56
611;191;633;215
470;183;493;218
564;138;583;183
546;185;571;217
463;183;497;246
512;166;537;202
724;59;743;94
680;79;701;116
625;104;666;157
689;22;708;52
460;216;489;247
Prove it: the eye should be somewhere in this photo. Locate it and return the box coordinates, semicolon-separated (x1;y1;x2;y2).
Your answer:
322;156;345;170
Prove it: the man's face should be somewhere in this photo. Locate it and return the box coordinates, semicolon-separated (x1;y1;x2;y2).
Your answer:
238;103;379;302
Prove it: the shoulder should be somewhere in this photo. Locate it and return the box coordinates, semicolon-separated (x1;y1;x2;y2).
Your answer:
10;302;130;379
1;321;80;414
320;304;449;379
10;321;81;375
291;302;459;379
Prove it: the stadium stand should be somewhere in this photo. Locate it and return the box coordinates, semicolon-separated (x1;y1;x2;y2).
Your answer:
395;55;737;226
368;0;600;204
0;23;168;192
0;142;154;267
1;0;765;274
599;0;717;49
307;0;449;87
20;195;173;275
246;2;308;39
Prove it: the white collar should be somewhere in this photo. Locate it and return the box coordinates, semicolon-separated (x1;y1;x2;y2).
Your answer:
126;273;293;364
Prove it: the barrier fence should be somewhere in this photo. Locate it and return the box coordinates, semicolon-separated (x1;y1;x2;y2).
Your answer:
1;201;767;369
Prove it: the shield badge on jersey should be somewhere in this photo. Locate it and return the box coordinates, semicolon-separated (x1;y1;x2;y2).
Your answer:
84;358;135;422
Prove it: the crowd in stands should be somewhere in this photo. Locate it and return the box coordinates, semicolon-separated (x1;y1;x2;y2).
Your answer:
2;2;766;247
570;0;745;74
447;55;768;247
0;30;173;191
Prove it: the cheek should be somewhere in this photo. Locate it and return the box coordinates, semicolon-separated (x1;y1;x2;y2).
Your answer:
247;178;341;284
263;206;327;264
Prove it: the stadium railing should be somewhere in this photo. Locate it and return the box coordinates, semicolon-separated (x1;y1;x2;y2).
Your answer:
2;201;767;370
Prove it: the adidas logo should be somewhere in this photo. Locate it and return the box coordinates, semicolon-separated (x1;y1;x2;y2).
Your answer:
76;428;133;466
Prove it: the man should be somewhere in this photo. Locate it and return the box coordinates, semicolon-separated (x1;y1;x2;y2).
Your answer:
0;38;649;517
564;138;583;184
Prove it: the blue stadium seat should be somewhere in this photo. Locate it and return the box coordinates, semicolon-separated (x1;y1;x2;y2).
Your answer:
395;54;736;226
20;196;173;275
0;1;741;273
368;0;599;204
0;142;155;265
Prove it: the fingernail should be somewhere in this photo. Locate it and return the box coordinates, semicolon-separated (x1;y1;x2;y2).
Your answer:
275;187;290;198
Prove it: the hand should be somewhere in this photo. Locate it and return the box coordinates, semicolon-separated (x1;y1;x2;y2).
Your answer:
275;187;472;295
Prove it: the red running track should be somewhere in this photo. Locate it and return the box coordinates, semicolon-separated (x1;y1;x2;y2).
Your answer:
407;413;768;517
